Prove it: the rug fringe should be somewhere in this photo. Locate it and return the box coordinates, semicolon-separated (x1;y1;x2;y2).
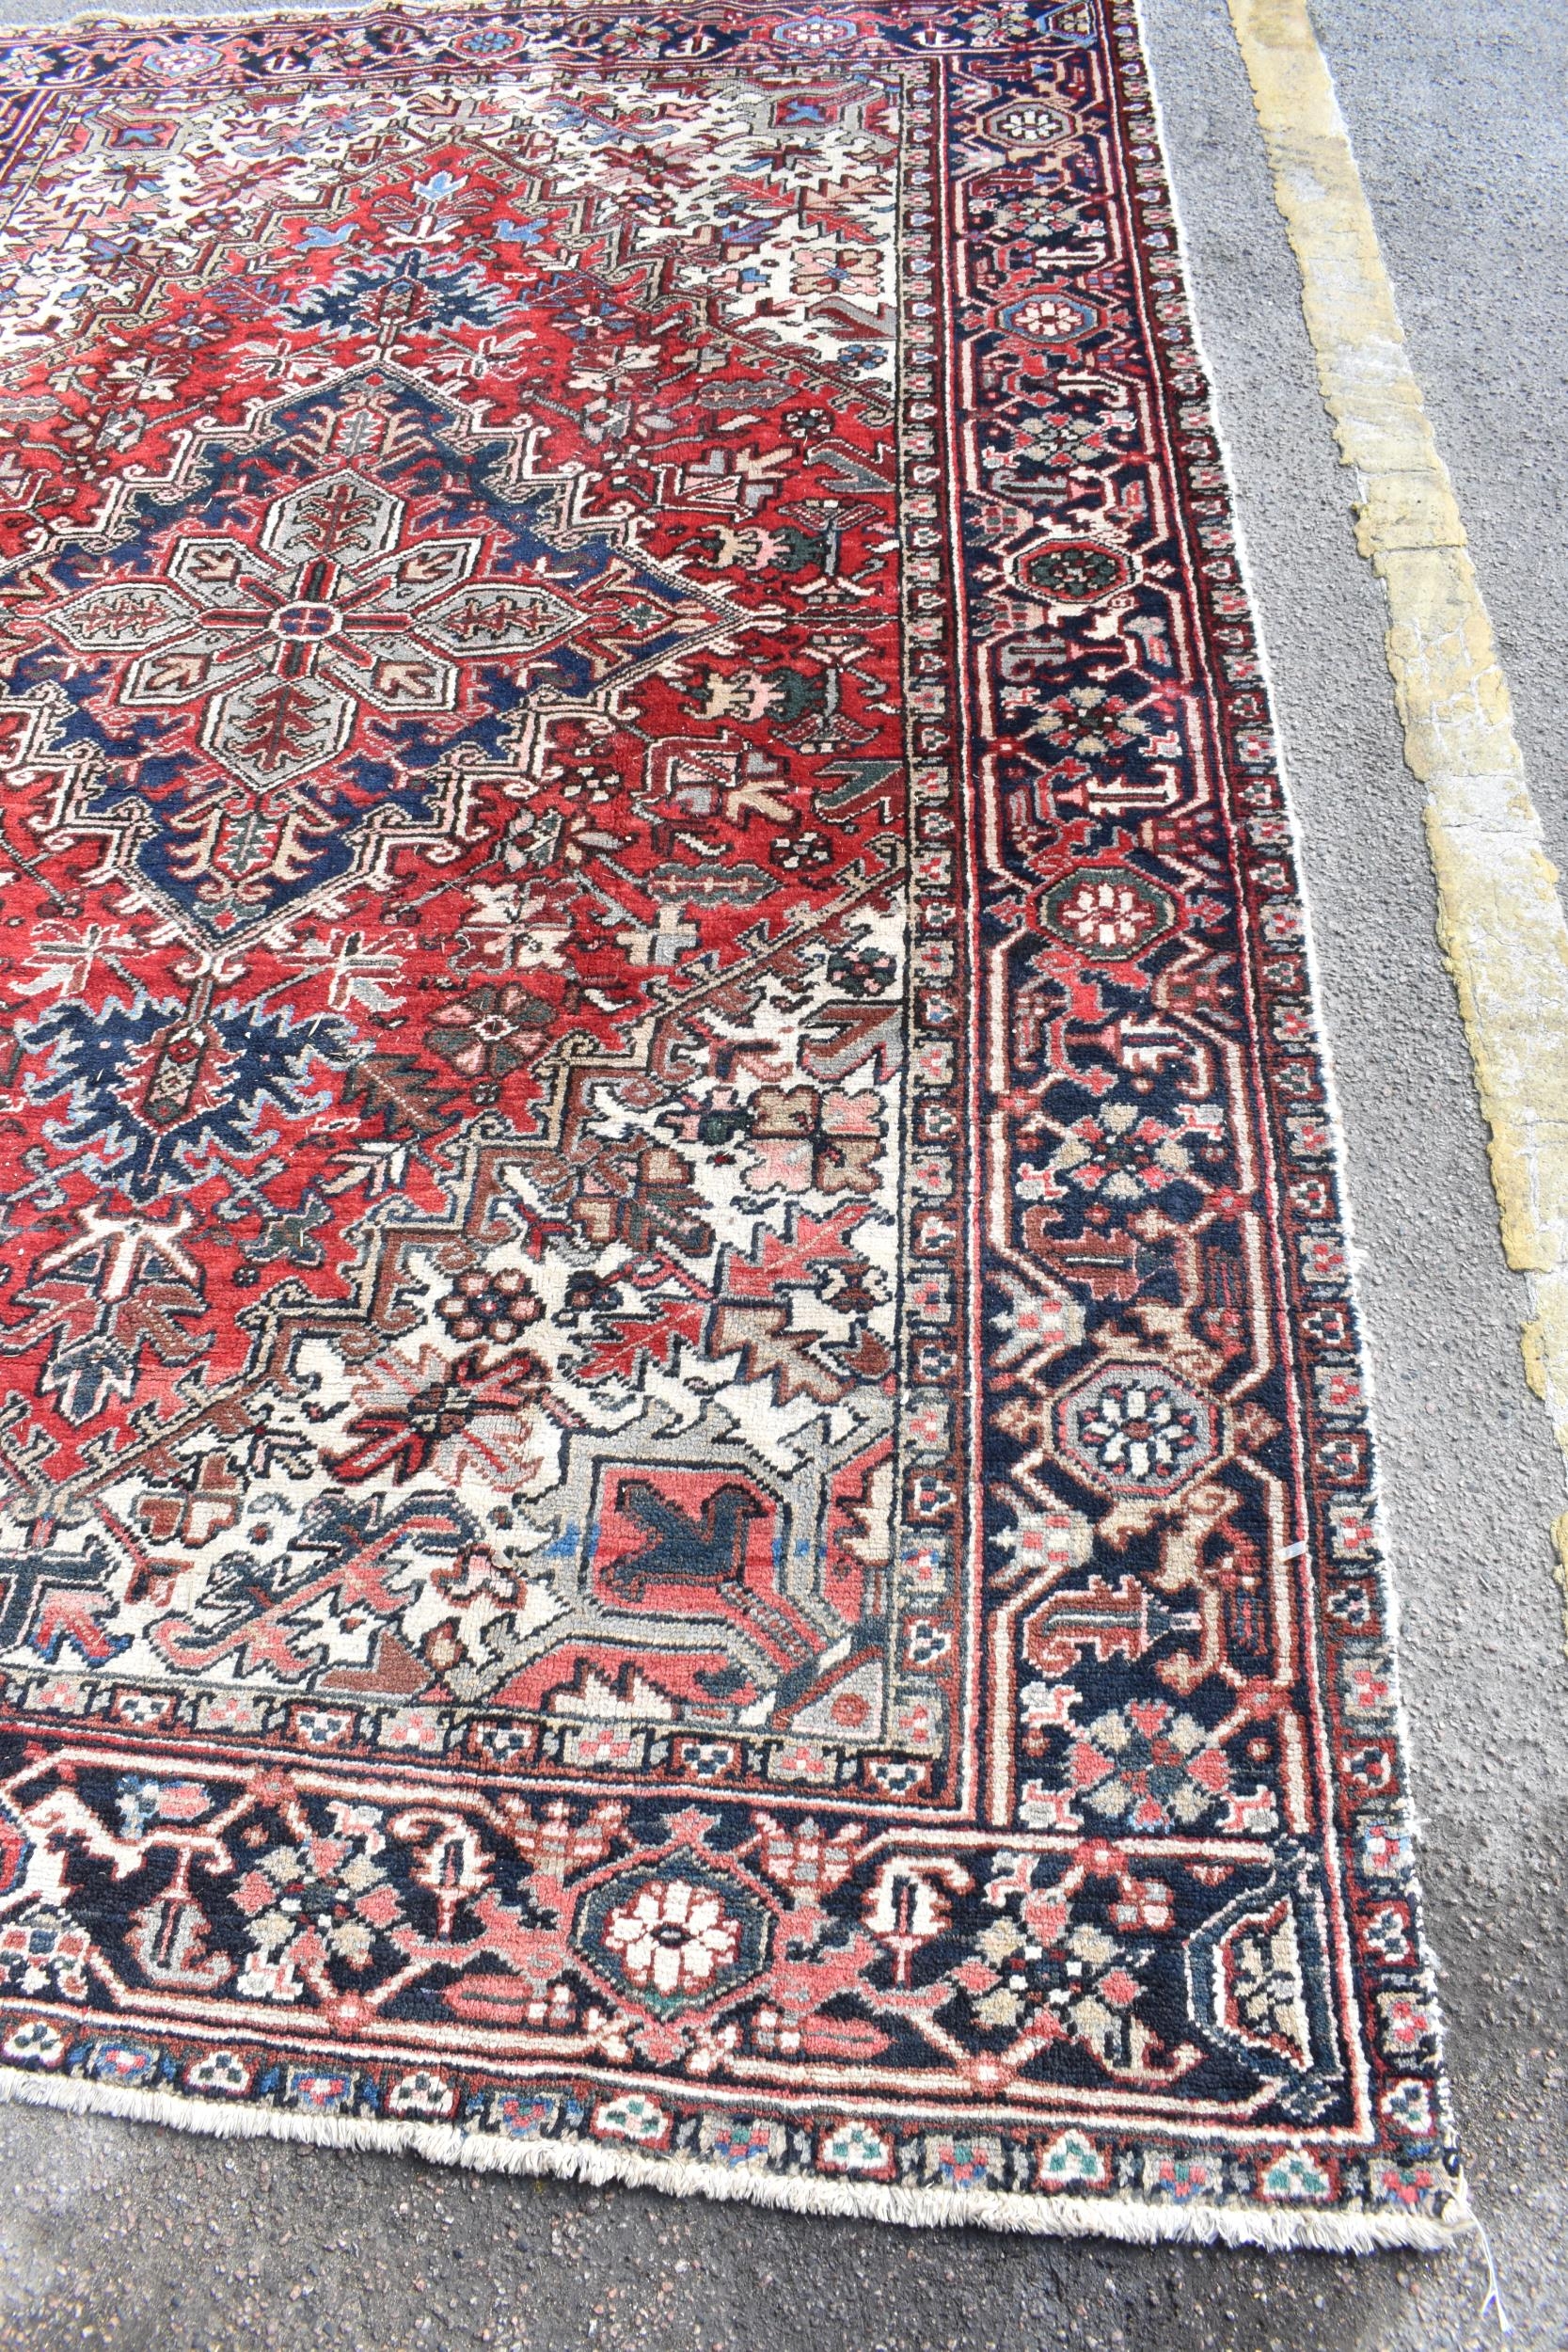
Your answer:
0;2060;1472;2252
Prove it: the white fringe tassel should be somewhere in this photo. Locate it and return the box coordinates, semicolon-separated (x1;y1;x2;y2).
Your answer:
1474;2212;1513;2336
0;2062;1472;2253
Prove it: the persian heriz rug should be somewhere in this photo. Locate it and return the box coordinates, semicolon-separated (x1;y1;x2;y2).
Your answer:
0;0;1464;2252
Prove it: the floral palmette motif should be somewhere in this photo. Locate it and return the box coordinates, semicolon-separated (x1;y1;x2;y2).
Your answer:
1067;1701;1231;1833
231;1799;403;1999
1031;1104;1194;1201
435;1266;542;1345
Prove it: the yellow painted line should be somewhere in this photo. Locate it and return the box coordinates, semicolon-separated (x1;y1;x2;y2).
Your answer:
1227;0;1568;1631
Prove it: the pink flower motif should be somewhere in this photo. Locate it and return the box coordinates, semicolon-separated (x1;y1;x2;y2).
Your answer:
1022;1891;1069;1947
1099;1967;1140;2010
1381;1995;1433;2050
951;1957;1001;1994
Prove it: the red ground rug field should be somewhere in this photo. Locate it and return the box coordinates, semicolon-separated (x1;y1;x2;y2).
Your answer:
0;0;1465;2248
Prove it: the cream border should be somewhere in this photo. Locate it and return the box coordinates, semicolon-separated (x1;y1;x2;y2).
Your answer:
1227;0;1568;1634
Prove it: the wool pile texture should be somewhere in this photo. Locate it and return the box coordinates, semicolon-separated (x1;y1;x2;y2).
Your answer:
0;0;1464;2249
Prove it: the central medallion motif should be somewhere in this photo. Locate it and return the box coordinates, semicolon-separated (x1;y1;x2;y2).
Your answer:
24;372;738;933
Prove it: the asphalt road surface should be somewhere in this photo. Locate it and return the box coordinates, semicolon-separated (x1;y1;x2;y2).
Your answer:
1;1;1565;2345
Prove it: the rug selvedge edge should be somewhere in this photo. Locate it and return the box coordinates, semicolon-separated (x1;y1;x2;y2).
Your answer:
1119;0;1468;2238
